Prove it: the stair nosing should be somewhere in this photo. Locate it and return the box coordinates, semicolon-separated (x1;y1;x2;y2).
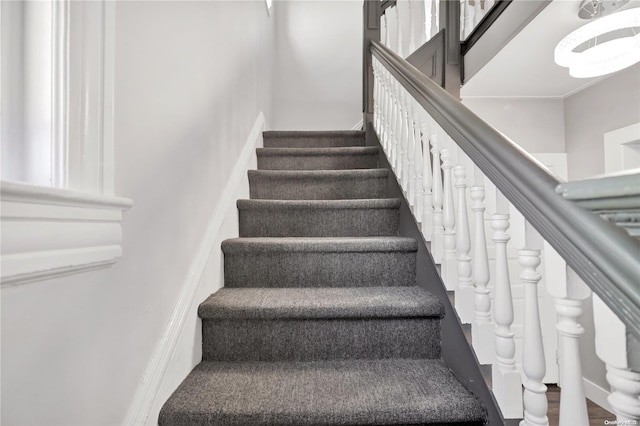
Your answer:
256;147;378;157
198;287;445;320
237;198;400;210
222;236;418;253
248;168;388;178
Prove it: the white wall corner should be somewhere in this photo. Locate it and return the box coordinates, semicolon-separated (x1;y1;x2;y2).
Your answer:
123;111;266;426
0;181;132;286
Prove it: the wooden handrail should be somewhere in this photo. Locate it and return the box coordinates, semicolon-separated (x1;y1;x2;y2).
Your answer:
370;38;640;339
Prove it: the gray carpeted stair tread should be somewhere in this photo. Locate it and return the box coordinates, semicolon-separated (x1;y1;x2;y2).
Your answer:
248;169;388;200
257;147;379;170
237;199;400;237
222;236;418;253
263;130;365;148
158;358;487;426
223;237;418;288
198;287;444;319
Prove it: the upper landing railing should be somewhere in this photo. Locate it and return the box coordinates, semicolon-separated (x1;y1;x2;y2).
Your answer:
363;1;640;343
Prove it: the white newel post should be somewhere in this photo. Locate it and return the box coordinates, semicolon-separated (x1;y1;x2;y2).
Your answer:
441;148;457;289
420;111;433;239
593;295;640;423
471;185;494;364
520;249;549;426
431;135;444;262
454;165;474;322
491;213;523;418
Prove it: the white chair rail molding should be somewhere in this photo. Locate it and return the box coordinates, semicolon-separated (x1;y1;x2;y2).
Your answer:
0;0;132;286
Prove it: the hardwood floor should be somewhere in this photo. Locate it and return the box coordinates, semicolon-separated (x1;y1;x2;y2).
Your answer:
546;384;614;426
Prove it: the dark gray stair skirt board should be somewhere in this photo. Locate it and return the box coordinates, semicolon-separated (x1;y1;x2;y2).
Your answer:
237;199;400;237
200;287;443;362
263;130;365;148
256;147;379;170
158;359;487;426
222;236;418;288
248;169;388;200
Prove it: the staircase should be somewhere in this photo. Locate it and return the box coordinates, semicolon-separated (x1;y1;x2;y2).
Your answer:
159;130;487;426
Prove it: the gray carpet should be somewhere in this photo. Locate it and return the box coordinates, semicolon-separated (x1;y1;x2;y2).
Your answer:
159;130;487;425
257;147;379;170
237;199;400;237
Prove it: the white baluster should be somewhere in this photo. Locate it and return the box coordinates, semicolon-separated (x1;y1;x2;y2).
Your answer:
491;213;523;418
471;185;494;364
395;82;404;179
407;0;416;53
402;91;412;198
460;0;466;40
433;0;440;36
464;0;475;39
555;297;588;426
388;78;397;167
425;0;434;40
373;62;380;134
485;0;495;14
431;135;444;262
412;100;423;221
520;249;549;426
395;2;404;57
607;365;640;422
473;0;482;27
441;148;457;290
420;111;433;239
455;165;474;322
407;100;419;209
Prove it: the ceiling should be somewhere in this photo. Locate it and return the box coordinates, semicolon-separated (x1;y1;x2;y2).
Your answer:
460;0;640;99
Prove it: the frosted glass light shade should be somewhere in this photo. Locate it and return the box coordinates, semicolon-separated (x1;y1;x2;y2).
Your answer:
554;8;640;78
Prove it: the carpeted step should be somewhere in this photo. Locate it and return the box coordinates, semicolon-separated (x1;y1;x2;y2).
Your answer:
263;130;365;148
248;169;388;200
257;147;379;170
222;236;418;288
238;199;400;237
158;358;487;426
199;286;443;362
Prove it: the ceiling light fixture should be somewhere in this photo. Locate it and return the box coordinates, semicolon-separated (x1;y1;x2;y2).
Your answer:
554;4;640;78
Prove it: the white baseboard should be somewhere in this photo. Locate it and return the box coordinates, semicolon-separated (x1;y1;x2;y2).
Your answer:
584;377;612;413
351;119;364;131
123;112;266;426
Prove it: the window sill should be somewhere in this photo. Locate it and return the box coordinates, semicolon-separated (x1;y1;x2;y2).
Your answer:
1;180;133;286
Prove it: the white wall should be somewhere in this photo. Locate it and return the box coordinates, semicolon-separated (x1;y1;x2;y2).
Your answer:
1;2;274;425
461;97;566;154
272;0;362;130
564;63;640;181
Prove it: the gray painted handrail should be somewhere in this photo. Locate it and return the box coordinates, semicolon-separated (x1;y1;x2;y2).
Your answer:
370;39;640;339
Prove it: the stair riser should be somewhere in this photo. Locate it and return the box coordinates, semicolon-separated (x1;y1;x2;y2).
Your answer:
257;154;377;170
249;175;387;200
263;135;365;148
239;208;399;237
224;251;417;287
202;318;441;362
